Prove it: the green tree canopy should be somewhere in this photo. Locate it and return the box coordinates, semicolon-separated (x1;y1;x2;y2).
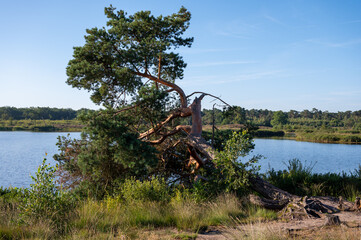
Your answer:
271;110;288;126
56;6;258;198
66;6;193;108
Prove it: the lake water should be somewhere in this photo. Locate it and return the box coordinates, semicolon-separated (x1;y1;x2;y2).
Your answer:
0;132;80;188
0;132;360;188
250;138;361;174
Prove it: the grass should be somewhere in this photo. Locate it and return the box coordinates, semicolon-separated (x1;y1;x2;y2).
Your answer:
0;192;278;239
266;159;361;201
1;174;360;239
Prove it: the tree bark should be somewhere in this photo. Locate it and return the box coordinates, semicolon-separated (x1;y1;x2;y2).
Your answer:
247;175;361;221
190;96;202;137
249;176;299;202
248;194;289;210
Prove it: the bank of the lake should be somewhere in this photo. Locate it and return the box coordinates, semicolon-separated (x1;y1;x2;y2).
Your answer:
0;119;84;132
253;128;361;145
1;120;361;145
203;125;361;145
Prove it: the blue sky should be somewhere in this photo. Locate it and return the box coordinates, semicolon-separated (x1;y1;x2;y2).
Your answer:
0;0;360;111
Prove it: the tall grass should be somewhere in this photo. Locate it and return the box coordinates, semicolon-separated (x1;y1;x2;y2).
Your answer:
223;222;288;240
68;193;277;239
266;159;361;200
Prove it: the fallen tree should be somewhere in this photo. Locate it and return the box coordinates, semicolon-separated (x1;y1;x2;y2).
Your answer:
62;6;233;190
59;5;361;222
249;175;361;221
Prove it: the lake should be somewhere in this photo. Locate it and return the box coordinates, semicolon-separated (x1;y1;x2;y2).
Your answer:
0;131;360;188
249;138;361;174
0;132;81;188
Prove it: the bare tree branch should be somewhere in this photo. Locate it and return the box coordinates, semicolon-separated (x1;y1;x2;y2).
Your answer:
134;71;188;108
146;125;191;145
114;104;139;116
138;107;192;139
186;91;230;107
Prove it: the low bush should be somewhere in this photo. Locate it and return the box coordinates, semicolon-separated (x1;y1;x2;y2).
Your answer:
254;130;285;138
120;177;170;203
18;159;76;233
266;159;361;200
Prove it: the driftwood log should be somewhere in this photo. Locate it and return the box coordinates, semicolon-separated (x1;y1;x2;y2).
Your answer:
248;176;358;221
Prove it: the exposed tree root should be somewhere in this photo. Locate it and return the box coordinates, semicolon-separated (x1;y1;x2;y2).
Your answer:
248;175;361;223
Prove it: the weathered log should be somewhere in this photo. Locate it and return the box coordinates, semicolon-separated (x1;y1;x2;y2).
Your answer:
248;194;289;210
187;135;215;161
248;176;350;220
324;215;341;226
353;197;360;211
304;198;338;214
249;176;299;202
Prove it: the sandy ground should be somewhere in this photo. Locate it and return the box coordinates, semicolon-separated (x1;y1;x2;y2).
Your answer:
197;211;361;240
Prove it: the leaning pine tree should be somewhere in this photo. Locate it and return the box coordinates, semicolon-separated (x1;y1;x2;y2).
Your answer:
56;6;360;222
57;6;235;194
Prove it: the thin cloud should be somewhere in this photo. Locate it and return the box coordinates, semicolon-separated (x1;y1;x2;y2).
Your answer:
179;48;245;54
263;14;286;26
208;20;259;39
192;61;256;67
215;70;285;84
329;90;361;96
341;20;361;24
306;38;361;48
181;70;285;86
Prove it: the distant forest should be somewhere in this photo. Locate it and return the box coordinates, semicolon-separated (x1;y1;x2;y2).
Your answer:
202;106;361;129
1;106;360;130
0;107;91;120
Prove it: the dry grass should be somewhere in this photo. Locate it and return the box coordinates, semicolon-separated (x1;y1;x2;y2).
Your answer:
0;193;280;239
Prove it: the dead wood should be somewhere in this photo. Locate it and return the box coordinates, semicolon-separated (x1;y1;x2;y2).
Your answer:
324;215;341;226
247;175;361;222
248;194;289;210
249;176;299;202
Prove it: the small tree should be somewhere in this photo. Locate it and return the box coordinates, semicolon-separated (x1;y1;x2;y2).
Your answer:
19;159;75;232
54;110;158;197
271;110;288;126
205;131;261;195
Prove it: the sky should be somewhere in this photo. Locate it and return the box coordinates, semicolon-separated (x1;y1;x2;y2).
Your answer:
0;0;360;112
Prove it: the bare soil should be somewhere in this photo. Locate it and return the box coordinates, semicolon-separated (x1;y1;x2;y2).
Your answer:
196;211;361;240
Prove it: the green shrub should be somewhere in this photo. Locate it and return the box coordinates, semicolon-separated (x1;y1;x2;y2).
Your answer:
266;159;316;196
343;135;361;143
266;159;361;200
206;131;261;196
0;187;23;214
181;130;259;199
19;159;76;232
120;177;170;203
254;130;285;138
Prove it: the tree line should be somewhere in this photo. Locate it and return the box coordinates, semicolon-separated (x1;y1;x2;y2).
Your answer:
202;107;361;129
1;106;360;129
0;107;93;120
